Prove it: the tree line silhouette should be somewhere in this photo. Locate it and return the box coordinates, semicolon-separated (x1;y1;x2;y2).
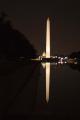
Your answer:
0;12;37;61
69;51;80;71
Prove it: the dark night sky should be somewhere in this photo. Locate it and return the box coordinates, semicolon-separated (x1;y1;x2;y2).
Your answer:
0;0;80;55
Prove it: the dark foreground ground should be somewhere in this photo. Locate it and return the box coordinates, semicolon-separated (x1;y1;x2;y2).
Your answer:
0;60;42;120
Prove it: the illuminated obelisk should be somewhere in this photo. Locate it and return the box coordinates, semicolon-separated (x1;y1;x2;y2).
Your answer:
46;18;50;102
46;18;50;58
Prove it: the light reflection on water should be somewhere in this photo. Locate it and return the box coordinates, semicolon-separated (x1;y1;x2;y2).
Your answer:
41;62;57;102
36;62;80;118
41;62;80;103
42;62;56;102
46;63;50;102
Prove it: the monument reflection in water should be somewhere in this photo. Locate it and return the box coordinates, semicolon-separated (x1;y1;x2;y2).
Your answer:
45;63;50;102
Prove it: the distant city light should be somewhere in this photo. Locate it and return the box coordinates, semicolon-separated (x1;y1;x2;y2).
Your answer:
58;61;61;64
58;57;61;59
65;57;68;59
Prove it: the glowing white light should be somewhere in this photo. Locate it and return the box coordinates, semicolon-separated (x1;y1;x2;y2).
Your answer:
53;56;56;58
42;52;46;57
46;18;50;58
65;57;68;59
61;62;63;64
58;57;61;59
61;58;63;60
45;18;50;102
42;63;46;69
46;63;50;102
